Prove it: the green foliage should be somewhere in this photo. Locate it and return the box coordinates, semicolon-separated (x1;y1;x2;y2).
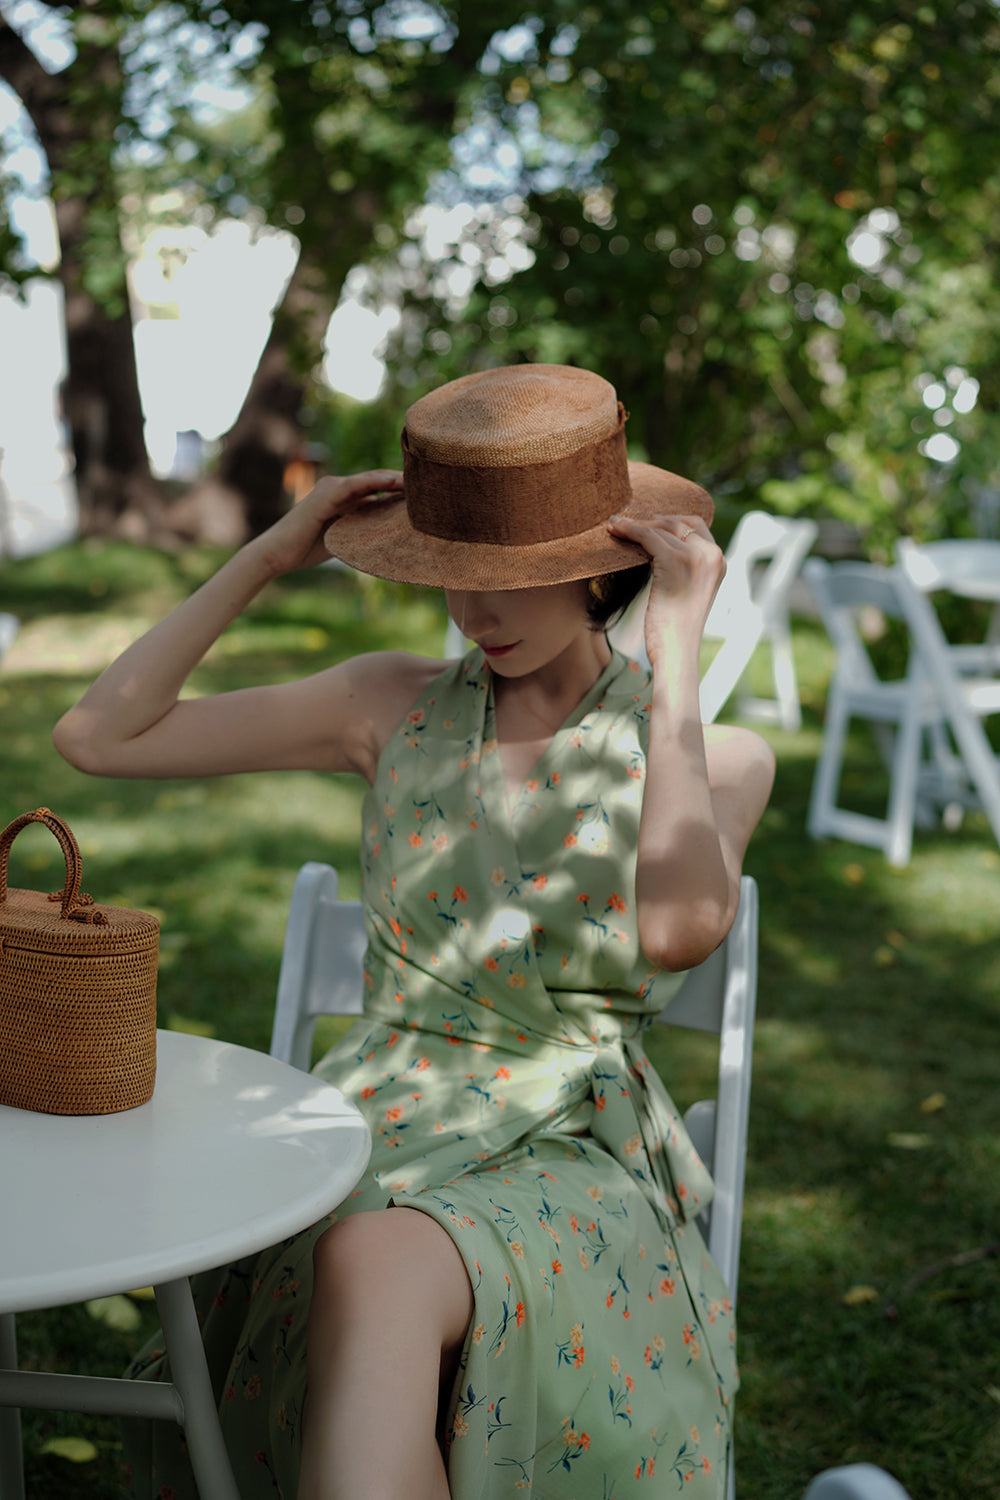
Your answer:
374;0;1000;552
2;541;999;1498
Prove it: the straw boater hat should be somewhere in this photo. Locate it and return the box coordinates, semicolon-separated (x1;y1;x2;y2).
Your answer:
323;363;713;590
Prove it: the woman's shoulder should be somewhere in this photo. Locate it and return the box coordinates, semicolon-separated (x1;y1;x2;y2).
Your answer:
342;650;457;776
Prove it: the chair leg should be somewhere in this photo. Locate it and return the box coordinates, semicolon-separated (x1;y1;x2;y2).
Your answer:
768;615;803;733
884;703;922;867
807;691;849;841
0;1314;25;1500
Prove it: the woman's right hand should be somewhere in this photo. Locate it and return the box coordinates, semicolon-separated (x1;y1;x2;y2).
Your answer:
252;470;404;578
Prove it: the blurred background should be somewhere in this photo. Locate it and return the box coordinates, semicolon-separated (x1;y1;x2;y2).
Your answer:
1;2;999;1497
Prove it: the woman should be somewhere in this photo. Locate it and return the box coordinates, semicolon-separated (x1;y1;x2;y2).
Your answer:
54;363;774;1500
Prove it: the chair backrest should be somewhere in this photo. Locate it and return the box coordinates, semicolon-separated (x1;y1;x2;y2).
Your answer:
271;864;758;1303
704;510;818;642
892;556;1000;844
894;536;1000;595
803;558;912;688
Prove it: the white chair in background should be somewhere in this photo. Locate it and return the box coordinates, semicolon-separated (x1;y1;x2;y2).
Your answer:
893;546;1000;851
805;558;1000;866
699;510;818;729
610;511;817;728
0;614;18;668
803;1464;913;1500
271;863;759;1500
894;537;1000;651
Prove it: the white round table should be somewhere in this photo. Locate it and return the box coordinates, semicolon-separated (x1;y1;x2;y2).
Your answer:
0;1029;371;1500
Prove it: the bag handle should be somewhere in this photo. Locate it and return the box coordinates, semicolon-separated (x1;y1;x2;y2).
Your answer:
0;807;108;925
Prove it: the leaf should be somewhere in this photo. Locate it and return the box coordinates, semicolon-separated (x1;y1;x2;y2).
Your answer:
85;1294;142;1332
842;1284;879;1307
985;1386;1000;1405
39;1436;99;1463
842;862;866;886
919;1092;947;1114
887;1132;932;1150
127;1285;157;1301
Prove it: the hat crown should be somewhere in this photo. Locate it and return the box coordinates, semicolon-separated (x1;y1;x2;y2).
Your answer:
405;365;621;469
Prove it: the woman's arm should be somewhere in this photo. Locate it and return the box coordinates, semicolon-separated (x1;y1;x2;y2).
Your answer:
52;470;423;784
606;512;775;972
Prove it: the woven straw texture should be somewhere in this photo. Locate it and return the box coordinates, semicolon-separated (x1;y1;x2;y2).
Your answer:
0;809;158;1115
324;364;715;590
405;363;619;467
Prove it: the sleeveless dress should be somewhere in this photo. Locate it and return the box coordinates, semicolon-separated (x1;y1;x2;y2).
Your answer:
127;648;737;1500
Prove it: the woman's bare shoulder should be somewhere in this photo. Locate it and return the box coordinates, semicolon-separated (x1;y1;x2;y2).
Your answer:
338;651;451;777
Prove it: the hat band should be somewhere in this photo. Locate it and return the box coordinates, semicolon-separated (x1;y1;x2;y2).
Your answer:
401;406;631;547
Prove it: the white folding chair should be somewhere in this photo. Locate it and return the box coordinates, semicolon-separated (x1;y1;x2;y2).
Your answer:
894;537;1000;651
803;1464;913;1500
805;558;1000;866
699;511;818;729
610;511;817;728
893;549;1000;852
271;864;758;1500
0;615;18;668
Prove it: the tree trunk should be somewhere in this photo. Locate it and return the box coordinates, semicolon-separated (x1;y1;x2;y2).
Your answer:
0;8;158;538
215;254;337;535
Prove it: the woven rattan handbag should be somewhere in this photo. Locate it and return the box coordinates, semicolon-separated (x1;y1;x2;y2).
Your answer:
0;807;159;1114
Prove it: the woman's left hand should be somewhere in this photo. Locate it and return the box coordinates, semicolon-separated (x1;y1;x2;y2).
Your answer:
606;513;725;665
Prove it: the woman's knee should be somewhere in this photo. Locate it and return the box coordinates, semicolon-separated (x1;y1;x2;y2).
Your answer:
312;1208;473;1350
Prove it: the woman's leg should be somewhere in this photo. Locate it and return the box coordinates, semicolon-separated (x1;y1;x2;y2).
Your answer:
298;1206;474;1500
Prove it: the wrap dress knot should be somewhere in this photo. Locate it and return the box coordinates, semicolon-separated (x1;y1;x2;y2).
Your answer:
125;648;738;1500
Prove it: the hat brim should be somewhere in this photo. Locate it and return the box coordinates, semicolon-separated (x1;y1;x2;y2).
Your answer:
323;461;714;590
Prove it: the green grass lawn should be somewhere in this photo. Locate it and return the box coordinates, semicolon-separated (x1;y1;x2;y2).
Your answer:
1;540;998;1499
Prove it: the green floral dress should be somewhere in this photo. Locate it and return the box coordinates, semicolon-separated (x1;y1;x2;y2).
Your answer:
128;649;737;1500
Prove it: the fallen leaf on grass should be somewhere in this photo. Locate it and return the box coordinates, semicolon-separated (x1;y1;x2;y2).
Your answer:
39;1436;98;1463
985;1386;1000;1406
842;1285;879;1307
86;1294;141;1332
919;1092;947;1114
887;1132;931;1150
843;863;866;886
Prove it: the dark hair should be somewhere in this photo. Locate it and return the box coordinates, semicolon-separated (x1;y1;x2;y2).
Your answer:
585;563;652;631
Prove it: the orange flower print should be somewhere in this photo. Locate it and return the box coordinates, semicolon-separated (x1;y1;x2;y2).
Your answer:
390;918;402;937
525;779;539;792
516;1301;526;1327
453;885;468;903
576;891;589;903
563;833;578;847
532;873;547;890
608;892;627;913
552;1259;563;1274
434;834;449;852
702;1458;712;1474
494;1066;511;1080
659;1277;676;1297
484;956;499;971
360;1086;376;1100
244;1375;263;1401
407;709;424;723
508;973;527;989
385;1105;403;1122
408;833;423;847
